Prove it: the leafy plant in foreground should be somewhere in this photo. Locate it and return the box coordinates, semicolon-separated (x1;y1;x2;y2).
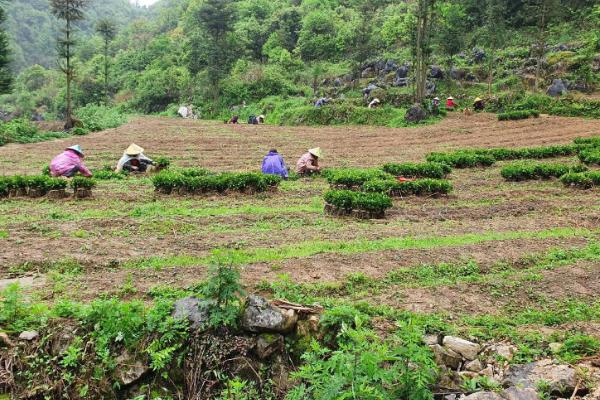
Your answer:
70;176;97;190
200;259;245;329
501;162;588;181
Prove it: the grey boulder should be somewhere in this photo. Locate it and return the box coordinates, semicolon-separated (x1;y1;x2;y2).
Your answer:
241;295;298;334
443;336;481;361
546;79;568;97
503;359;577;395
172;296;212;330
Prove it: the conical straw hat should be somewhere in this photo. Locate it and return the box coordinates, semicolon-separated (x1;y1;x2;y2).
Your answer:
308;147;323;159
67;145;83;155
125;143;144;156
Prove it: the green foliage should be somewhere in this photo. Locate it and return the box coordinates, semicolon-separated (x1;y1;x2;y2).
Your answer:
426;150;496;168
324;190;393;213
497;109;540;120
0;174;67;195
362;178;453;196
573;136;600;146
560;171;600;188
382;162;451;179
578;147;600;165
152;170;281;194
74;104;127;132
200;259;245;329
92;170;126;180
286;321;436;400
155;156;171;169
326;168;392;187
501;162;588;181
558;334;600;363
70;176;97;190
0;119;67;146
507;93;600;119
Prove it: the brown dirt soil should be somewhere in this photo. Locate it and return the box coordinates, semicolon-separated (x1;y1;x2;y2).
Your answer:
0;114;599;321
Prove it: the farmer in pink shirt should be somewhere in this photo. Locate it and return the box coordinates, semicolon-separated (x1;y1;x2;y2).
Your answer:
296;147;323;175
50;145;93;178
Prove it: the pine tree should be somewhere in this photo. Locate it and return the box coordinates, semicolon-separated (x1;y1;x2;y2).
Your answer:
0;4;12;94
96;19;117;103
50;0;89;129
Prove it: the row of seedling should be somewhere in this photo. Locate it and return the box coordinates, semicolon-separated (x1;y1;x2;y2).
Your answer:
500;162;588;181
323;163;453;219
152;169;282;195
0;175;96;199
560;171;600;189
497;109;540;121
426;136;600;168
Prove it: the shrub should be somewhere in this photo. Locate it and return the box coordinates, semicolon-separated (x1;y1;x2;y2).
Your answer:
382;162;451;179
560;171;600;189
93;170;126;180
426;151;496;168
498;110;540;121
573;136;600;146
362;178;453;196
46;177;68;190
155;157;171;169
152;170;281;194
578;147;600;165
0;119;68;146
75;104;127;132
181;168;212;177
326;168;392;187
70;177;97;190
501;162;588;181
324;190;392;213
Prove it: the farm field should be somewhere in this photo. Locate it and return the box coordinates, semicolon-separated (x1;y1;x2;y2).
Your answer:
1;112;600;398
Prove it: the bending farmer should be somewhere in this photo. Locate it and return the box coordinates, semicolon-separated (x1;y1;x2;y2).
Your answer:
296;147;323;175
50;145;92;178
262;149;289;179
116;144;155;173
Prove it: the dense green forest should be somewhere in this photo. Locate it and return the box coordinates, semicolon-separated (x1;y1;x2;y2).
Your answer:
0;0;599;126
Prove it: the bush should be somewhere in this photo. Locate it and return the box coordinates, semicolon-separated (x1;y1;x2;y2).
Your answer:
560;171;600;189
0;119;68;146
327;168;392;187
152;170;281;194
75;104;127;132
324;190;393;213
382;162;451;179
573;136;600;147
93;170;126;180
501;162;588;181
578;147;600;165
155;157;171;169
362;178;453;196
70;177;97;190
498;110;540;121
426;151;496;168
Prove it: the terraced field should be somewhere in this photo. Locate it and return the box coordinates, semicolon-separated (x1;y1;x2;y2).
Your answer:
1;113;599;399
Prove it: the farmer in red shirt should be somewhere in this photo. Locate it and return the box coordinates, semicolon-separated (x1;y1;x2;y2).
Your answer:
446;96;457;110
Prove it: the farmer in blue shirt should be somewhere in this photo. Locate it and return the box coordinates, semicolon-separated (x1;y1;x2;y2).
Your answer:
262;149;289;179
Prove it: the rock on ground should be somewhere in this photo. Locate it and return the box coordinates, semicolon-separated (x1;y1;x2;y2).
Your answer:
172;297;212;330
18;331;39;341
546;79;568;97
502;386;540;400
443;336;481;361
405;104;427;123
463;392;504;400
502;359;577;395
241;295;298;334
115;350;149;386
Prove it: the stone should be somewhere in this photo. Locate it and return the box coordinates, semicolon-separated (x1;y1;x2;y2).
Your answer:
450;67;467;81
115;350;149;386
549;342;562;353
431;344;462;370
362;83;379;96
333;78;343;87
502;359;577;395
396;64;409;79
19;331;39;341
423;334;440;346
463;392;503;400
465;359;484;372
430;65;444;79
405;104;427;123
271;354;293;394
472;47;486;63
361;67;375;78
480;365;494;377
459;371;479;380
546;79;568;97
466;73;478;82
241;295;298;334
393;77;409;87
172;296;212;330
495;344;516;361
502;386;540;400
425;80;436;96
443;336;481;361
256;334;284;360
384;60;398;73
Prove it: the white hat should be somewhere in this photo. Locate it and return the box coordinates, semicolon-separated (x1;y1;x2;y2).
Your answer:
308;147;323;159
67;145;84;155
447;96;454;100
125;143;144;156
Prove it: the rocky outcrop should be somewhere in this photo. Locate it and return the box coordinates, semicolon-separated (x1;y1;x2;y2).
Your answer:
503;359;578;395
172;296;212;330
546;79;568;97
241;295;298;334
443;336;481;361
405;104;427;123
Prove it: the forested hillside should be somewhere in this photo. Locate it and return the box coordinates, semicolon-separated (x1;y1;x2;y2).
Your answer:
5;0;146;72
1;0;599;125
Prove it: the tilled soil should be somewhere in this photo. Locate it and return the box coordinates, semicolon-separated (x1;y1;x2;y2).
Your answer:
0;114;599;320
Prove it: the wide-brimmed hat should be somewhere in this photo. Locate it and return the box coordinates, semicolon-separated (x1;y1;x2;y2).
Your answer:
474;97;482;102
433;97;440;101
258;115;265;120
125;143;144;156
67;145;83;155
308;147;323;159
447;96;454;100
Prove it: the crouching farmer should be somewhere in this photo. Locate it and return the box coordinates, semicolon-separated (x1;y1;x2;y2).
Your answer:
116;144;155;173
296;147;322;176
50;145;92;178
262;149;289;179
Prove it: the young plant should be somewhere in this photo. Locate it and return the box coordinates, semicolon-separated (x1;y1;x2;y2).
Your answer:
578;147;600;165
501;162;588;181
70;176;97;190
560;171;600;189
382;162;451;179
200;258;245;329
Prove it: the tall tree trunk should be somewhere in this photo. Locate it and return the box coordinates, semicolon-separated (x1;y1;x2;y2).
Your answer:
487;47;495;96
104;39;109;103
66;17;72;128
535;2;547;92
414;0;431;104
